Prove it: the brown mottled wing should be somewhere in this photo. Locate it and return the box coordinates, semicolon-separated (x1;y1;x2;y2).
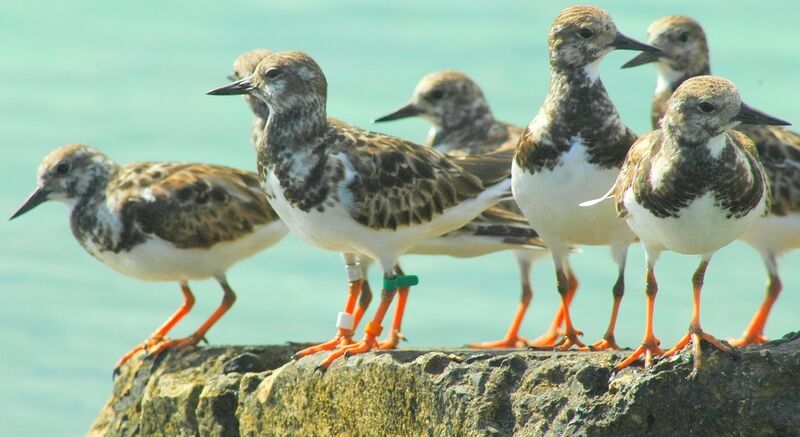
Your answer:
738;125;800;215
334;125;510;230
109;163;278;249
471;206;544;247
613;131;662;218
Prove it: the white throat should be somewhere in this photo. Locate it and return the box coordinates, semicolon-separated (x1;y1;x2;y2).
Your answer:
655;63;683;95
706;133;727;159
583;59;602;83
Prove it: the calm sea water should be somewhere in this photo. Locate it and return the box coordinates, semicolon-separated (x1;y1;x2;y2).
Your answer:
1;1;798;434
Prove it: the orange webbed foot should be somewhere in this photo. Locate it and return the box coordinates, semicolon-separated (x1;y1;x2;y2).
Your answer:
582;335;623;352
146;333;205;357
526;330;563;349
316;334;380;371
113;336;173;376
615;337;663;371
553;329;585;351
664;330;732;372
469;336;529;349
664;330;732;358
728;333;768;348
292;332;355;360
377;329;406;350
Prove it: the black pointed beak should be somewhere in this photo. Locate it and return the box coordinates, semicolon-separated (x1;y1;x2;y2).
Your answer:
10;187;49;220
612;32;662;53
621;50;663;69
207;77;255;96
372;103;421;123
734;102;791;127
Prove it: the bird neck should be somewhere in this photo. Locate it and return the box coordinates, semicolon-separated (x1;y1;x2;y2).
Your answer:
68;167;118;250
433;104;496;149
542;65;616;129
261;100;328;157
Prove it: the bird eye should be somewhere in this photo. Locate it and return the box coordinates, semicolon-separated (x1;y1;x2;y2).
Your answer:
265;68;282;79
55;161;70;175
678;31;690;43
578;28;594;39
698;102;716;113
429;89;445;100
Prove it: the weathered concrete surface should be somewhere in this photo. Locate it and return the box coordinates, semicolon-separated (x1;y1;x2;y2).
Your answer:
90;332;800;436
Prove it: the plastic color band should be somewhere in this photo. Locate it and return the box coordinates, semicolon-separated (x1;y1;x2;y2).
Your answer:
382;274;419;291
364;320;383;337
336;312;355;330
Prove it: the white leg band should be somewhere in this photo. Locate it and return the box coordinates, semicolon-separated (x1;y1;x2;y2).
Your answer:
336;313;354;331
336;312;355;330
346;264;362;282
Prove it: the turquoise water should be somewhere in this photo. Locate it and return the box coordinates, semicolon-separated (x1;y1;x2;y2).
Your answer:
2;1;798;434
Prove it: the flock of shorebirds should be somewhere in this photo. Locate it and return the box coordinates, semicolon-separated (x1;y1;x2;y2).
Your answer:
12;6;798;377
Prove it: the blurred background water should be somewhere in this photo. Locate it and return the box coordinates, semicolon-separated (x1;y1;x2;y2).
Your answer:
1;1;798;434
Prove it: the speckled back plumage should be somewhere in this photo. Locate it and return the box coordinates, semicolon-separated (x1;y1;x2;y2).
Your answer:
39;145;278;254
261;121;512;230
100;163;278;251
250;52;512;231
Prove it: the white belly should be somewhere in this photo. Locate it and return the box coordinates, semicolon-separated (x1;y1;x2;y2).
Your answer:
88;220;288;281
624;189;766;255
511;146;634;247
739;212;800;257
263;169;510;267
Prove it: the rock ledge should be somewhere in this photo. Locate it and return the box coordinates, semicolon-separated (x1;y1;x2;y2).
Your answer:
90;332;800;436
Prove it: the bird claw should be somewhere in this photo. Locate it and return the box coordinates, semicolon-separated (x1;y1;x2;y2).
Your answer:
293;333;355;359
146;334;203;357
377;330;406;350
553;330;586;351
615;338;664;371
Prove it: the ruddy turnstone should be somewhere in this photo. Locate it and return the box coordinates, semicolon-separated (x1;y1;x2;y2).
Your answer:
10;144;288;374
374;70;579;348
373;70;522;155
208;51;513;368
623;16;800;347
511;5;659;351
588;76;788;371
230;49;375;355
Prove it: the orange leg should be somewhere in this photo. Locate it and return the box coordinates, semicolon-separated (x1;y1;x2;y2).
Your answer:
469;282;531;349
663;260;731;372
528;271;578;348
730;271;781;347
113;282;195;374
616;266;663;370
553;268;585;350
377;286;409;349
353;279;373;330
584;271;624;351
293;278;365;359
148;278;237;356
317;285;397;370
